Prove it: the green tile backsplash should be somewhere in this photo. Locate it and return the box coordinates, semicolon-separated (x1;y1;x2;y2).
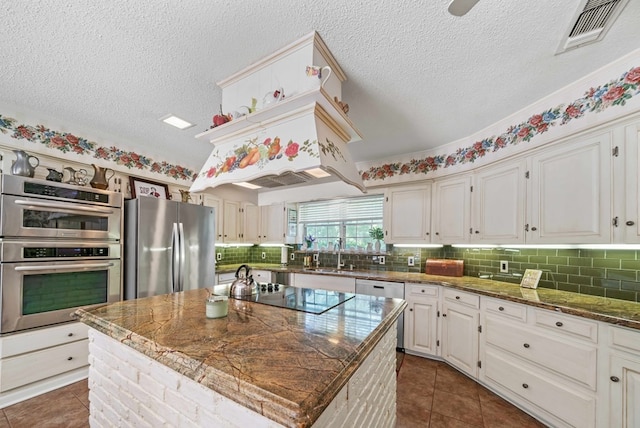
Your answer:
219;245;640;303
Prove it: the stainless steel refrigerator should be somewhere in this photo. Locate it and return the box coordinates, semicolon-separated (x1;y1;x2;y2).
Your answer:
124;197;215;299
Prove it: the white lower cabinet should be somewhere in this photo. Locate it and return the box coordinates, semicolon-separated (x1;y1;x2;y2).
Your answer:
484;347;596;428
404;283;440;357
442;289;479;378
607;325;640;428
292;273;355;293
480;297;598;428
0;322;89;406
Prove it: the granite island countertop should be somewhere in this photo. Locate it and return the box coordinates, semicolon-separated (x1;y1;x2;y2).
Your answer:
75;287;405;428
217;264;640;330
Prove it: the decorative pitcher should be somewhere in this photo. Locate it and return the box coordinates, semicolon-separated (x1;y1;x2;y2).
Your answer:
179;190;192;203
63;167;88;185
10;150;39;178
45;168;63;182
89;164;115;190
305;65;332;90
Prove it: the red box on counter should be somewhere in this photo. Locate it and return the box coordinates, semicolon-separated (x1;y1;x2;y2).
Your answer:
425;259;464;277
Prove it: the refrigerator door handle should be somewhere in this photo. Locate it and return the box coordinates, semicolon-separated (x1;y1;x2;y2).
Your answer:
172;222;180;293
178;222;186;292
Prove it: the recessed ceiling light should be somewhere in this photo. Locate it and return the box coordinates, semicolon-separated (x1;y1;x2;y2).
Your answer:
160;114;195;130
233;182;263;190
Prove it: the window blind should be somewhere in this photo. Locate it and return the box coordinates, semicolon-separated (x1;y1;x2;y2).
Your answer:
299;195;384;223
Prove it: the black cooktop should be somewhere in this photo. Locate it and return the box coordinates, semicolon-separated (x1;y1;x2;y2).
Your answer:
232;284;355;314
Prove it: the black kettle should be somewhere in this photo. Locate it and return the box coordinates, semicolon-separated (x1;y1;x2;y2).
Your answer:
229;264;257;297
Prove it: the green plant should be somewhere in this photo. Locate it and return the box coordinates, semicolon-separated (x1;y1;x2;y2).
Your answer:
369;226;384;241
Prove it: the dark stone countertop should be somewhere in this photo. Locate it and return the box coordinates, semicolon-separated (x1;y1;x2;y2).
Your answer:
75;287;405;428
217;263;640;330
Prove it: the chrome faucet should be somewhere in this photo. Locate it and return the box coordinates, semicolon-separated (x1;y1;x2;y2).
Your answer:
335;238;344;269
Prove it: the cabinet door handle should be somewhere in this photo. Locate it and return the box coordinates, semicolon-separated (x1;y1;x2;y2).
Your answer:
426;232;430;236
442;313;447;317
555;321;563;327
531;226;537;231
435;232;439;235
475;230;480;234
627;221;635;226
498;306;504;311
421;289;425;293
67;356;73;361
523;343;530;348
610;376;620;382
68;332;74;337
522;383;529;389
409;308;413;312
455;296;460;300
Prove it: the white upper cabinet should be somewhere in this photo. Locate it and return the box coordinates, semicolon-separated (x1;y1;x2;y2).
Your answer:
621;122;640;243
242;203;261;243
222;200;242;243
471;159;527;244
526;134;612;244
200;195;224;243
259;203;297;245
384;184;431;244
432;176;471;244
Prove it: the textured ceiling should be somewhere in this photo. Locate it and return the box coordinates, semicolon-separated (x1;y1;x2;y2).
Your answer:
1;1;639;173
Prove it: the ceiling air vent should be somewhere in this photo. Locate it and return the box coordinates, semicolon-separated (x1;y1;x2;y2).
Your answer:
247;171;317;188
557;0;629;54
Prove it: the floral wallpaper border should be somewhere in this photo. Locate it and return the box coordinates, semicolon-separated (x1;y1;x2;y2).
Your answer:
361;66;640;182
0;115;197;181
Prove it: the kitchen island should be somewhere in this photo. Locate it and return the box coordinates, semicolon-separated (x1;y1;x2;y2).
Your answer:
74;287;405;427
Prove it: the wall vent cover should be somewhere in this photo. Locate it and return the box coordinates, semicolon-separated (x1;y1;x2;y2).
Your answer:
557;0;629;54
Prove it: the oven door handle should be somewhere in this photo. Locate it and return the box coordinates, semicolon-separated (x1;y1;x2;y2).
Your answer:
14;262;115;271
14;199;115;214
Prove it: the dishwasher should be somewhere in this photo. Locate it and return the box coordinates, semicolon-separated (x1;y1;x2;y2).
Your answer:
355;279;405;350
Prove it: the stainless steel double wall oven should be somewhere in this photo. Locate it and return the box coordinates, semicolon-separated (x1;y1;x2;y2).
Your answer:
0;174;123;334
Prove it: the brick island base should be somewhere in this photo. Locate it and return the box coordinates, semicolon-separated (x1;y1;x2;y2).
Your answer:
86;323;397;428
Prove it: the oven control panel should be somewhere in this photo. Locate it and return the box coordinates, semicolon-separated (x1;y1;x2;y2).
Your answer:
23;247;110;258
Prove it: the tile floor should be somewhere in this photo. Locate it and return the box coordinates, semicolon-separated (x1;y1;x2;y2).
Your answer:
396;353;546;427
0;353;545;427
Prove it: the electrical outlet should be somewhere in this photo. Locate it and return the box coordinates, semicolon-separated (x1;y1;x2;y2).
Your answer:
500;260;509;273
407;256;415;267
290;253;295;261
216;252;222;261
379;255;385;265
261;252;266;259
313;253;318;262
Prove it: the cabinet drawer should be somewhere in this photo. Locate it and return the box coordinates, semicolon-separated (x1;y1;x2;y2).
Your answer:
533;308;598;343
610;325;640;353
406;283;439;298
485;347;596;428
0;339;89;392
0;322;88;358
443;288;479;309
485;318;597;389
483;297;526;322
